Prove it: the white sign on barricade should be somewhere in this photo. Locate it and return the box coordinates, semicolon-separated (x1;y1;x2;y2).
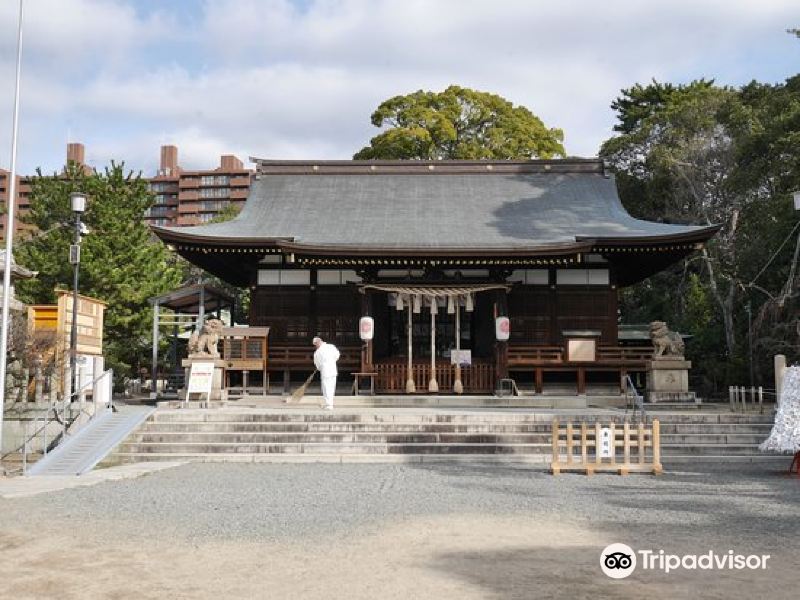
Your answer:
599;427;613;458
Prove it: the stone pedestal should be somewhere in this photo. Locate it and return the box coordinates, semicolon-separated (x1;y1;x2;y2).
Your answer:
180;358;227;402
646;356;697;403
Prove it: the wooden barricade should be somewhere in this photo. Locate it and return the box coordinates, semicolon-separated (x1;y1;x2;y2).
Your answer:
550;418;662;476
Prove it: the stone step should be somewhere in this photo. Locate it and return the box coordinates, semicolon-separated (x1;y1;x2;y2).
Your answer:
115;441;766;457
136;421;773;435
150;413;569;424
661;454;789;463
130;432;554;444
149;412;774;425
660;444;767;456
660;434;766;445
104;408;778;468
116;442;554;455
659;424;772;434
138;422;559;434
129;431;768;446
108;453;554;464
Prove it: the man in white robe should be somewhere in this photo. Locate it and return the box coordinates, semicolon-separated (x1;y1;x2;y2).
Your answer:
313;336;340;410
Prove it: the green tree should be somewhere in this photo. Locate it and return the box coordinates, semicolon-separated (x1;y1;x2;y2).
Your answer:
15;161;183;378
602;76;800;391
354;85;565;160
603;83;756;358
206;202;241;224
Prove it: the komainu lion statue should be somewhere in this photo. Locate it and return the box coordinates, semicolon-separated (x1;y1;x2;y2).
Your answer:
649;321;685;357
188;318;223;358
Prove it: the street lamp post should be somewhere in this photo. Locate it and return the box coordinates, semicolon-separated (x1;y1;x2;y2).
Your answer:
69;192;86;402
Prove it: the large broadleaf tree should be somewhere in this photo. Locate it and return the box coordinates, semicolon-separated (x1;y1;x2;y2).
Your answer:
354;85;565;160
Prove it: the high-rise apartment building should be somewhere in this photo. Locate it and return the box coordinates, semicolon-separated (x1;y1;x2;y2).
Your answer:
1;142;253;238
0;143;90;240
0;169;31;240
145;145;253;227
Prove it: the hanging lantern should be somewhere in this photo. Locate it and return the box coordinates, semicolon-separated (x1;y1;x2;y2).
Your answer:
359;316;374;341
447;295;455;314
495;316;510;341
413;294;421;313
465;293;474;312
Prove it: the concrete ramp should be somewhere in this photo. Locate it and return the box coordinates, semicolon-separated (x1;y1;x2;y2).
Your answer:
27;406;155;476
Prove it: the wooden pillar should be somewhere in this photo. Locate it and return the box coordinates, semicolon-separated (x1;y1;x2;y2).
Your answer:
360;291;372;372
428;297;439;392
405;302;416;393
453;297;463;394
198;286;205;326
494;289;509;382
309;269;318;337
577;367;586;395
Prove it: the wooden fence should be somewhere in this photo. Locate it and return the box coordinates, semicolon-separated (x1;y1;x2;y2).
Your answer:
374;360;495;393
550;418;662;476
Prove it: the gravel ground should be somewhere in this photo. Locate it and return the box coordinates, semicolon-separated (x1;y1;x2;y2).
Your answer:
1;462;798;599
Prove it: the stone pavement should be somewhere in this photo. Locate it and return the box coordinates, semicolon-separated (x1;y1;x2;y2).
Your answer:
0;461;185;499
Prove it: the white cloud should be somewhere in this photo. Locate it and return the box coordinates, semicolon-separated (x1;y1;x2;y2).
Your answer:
0;0;798;173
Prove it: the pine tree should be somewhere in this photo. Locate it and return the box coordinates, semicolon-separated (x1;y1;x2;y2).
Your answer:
15;161;183;378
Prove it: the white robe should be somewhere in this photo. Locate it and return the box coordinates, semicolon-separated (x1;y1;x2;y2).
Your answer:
313;342;340;378
314;342;340;406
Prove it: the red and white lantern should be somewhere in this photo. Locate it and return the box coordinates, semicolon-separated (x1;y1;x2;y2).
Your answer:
359;316;374;341
495;316;510;341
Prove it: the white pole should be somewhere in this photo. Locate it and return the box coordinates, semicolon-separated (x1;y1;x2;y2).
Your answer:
453;299;463;394
405;302;415;393
0;0;25;456
428;298;438;393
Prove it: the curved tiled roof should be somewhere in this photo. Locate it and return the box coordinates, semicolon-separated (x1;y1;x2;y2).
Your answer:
154;162;717;252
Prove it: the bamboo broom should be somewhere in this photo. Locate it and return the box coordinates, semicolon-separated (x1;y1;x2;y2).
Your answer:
286;370;317;403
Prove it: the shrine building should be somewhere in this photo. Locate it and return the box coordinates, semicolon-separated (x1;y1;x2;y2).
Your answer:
153;158;718;397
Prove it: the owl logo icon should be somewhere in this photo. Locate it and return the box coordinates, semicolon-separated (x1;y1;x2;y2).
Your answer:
600;544;637;579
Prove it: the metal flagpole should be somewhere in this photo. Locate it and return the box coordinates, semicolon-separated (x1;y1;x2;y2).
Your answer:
0;0;25;456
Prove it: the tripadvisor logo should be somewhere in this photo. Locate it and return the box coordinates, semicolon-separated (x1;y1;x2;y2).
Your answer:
601;543;636;579
600;544;771;579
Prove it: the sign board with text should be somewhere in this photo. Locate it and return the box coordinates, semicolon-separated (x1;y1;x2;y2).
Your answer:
599;427;613;458
187;361;215;399
450;349;472;366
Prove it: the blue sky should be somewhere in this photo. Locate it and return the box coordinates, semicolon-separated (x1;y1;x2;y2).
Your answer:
0;0;798;175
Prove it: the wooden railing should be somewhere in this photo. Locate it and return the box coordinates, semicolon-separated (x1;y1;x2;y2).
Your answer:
268;345;360;371
508;344;654;366
507;345;563;366
597;346;654;363
374;360;495;394
507;343;654;394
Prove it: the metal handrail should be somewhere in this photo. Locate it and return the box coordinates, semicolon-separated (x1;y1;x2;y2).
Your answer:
2;369;114;470
623;374;646;423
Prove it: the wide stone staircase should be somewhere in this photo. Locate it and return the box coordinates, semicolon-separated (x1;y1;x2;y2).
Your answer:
102;408;781;467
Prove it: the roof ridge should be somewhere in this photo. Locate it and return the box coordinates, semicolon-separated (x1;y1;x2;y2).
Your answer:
250;158;606;176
